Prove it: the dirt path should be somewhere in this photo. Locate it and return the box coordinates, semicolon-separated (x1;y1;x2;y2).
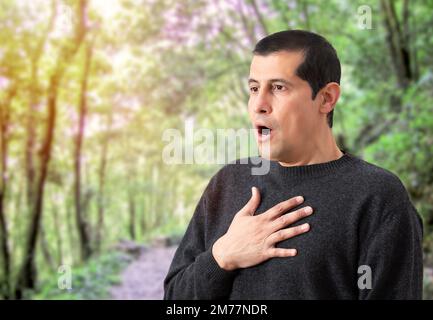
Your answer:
110;245;177;300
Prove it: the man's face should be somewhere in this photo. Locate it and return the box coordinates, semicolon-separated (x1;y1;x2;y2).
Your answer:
248;51;323;161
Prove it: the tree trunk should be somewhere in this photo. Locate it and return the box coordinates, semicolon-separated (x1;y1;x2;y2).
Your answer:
25;0;57;207
142;194;150;235
380;0;413;90
66;199;76;265
74;38;94;262
39;224;55;271
95;112;112;253
15;74;59;298
0;86;16;299
51;199;63;266
15;0;87;298
128;191;136;241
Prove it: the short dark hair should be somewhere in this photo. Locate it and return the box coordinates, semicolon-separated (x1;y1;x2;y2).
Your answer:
253;30;341;128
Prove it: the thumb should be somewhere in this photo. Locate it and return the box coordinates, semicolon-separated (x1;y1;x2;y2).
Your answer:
239;187;261;216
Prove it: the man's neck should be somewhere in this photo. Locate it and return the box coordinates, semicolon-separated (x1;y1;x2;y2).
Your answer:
277;130;343;167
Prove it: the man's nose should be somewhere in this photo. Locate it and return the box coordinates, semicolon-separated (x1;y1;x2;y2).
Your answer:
253;91;272;114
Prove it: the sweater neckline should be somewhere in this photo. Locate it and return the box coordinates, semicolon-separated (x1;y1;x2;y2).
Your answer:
268;149;356;179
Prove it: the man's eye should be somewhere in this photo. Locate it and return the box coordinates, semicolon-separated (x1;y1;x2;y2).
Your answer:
273;84;285;91
249;87;258;93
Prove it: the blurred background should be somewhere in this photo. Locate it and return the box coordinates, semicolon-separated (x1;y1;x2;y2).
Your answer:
0;0;432;300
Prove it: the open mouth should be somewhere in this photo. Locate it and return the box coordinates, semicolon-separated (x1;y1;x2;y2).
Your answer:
257;125;272;136
255;125;273;142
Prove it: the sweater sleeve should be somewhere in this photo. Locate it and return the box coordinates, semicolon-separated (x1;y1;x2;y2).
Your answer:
163;181;238;300
358;185;424;300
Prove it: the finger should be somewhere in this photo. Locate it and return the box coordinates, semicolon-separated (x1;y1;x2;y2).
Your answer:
238;186;261;216
268;206;313;233
263;196;304;221
266;248;297;259
266;223;310;245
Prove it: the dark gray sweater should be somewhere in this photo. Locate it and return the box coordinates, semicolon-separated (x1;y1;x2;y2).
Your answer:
163;151;424;299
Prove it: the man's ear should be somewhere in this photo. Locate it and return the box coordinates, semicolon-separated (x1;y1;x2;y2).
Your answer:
318;82;340;114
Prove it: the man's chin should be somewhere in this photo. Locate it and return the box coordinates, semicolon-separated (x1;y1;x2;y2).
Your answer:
260;155;279;162
258;147;279;161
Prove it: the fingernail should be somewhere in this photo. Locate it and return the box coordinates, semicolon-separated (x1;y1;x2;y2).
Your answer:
302;223;310;230
296;196;304;203
304;206;313;214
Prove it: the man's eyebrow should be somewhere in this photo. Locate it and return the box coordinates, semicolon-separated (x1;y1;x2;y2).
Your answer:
248;78;293;86
269;78;294;86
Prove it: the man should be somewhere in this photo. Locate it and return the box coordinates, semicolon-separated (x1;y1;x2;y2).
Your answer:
163;30;424;299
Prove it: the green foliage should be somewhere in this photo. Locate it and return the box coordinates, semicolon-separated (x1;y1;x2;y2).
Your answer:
29;252;132;300
363;82;433;254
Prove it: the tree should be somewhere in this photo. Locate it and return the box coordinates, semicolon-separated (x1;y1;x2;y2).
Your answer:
15;0;88;297
74;36;95;262
0;83;17;299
